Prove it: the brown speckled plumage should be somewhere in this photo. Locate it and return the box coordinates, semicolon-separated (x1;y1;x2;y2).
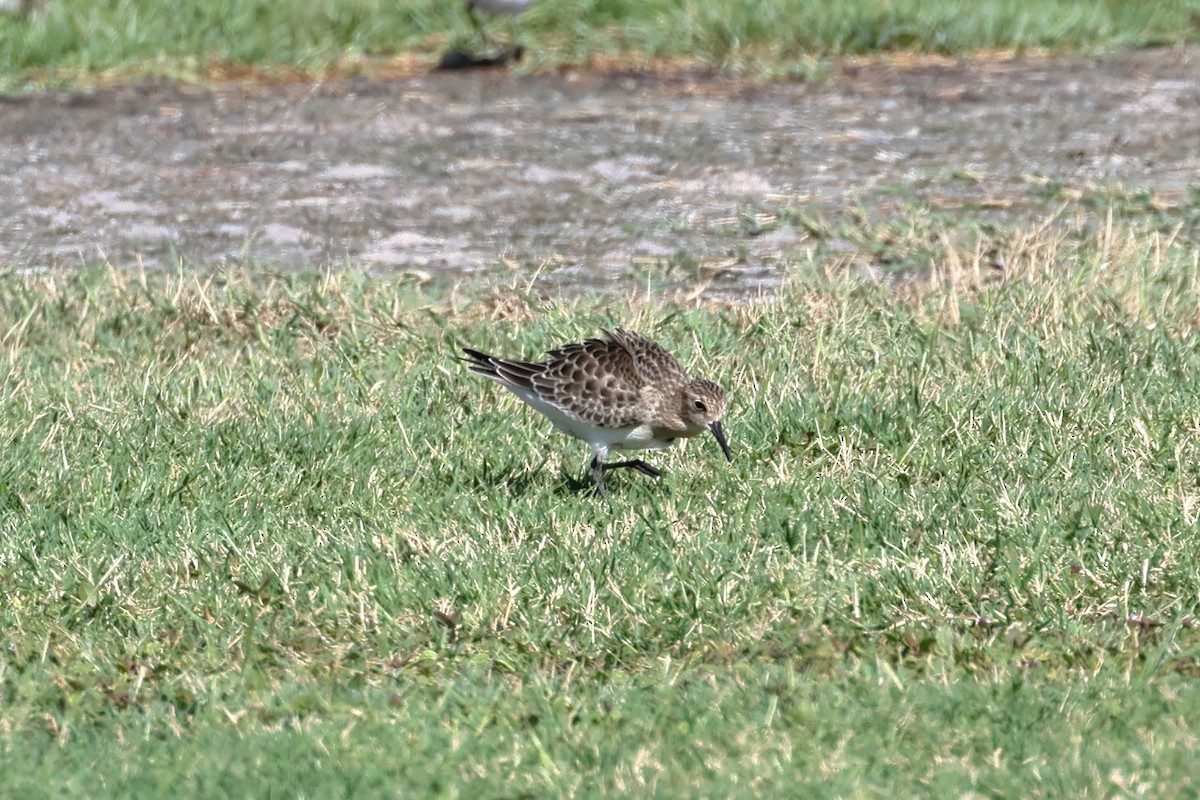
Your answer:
463;329;732;494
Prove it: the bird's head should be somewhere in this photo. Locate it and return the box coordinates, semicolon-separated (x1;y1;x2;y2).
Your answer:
680;379;732;461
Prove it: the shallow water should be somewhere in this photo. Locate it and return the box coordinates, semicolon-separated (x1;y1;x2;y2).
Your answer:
0;47;1197;292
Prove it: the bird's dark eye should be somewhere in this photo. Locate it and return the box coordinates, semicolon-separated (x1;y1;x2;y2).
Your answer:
692;399;707;412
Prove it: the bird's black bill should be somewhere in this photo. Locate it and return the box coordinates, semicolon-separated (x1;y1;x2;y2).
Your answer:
709;420;733;462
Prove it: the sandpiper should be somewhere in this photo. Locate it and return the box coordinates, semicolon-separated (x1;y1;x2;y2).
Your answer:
463;329;732;494
466;0;537;46
439;0;535;69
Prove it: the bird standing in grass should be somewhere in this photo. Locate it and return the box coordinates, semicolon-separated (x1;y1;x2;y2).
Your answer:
468;0;537;52
463;329;733;494
439;0;537;69
466;0;539;26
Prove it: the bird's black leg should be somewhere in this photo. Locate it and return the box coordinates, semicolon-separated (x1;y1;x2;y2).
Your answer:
588;457;661;494
602;459;662;479
590;455;607;495
467;4;495;47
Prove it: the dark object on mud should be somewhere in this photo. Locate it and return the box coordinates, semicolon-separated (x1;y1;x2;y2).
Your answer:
437;45;525;71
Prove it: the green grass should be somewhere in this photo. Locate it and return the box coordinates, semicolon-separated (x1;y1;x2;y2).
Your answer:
2;209;1200;795
0;0;1198;89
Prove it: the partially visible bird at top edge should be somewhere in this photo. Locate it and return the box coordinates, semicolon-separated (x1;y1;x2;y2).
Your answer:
437;0;535;71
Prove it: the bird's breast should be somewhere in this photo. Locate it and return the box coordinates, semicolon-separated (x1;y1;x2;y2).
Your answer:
606;424;677;452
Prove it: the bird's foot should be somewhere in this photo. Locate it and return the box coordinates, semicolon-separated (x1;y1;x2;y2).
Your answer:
587;457;662;495
601;459;662;479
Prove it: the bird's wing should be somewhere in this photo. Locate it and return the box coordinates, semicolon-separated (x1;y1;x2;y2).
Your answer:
533;335;646;427
462;348;543;391
607;328;688;385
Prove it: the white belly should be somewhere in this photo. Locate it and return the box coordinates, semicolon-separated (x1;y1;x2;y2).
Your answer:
504;385;673;453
